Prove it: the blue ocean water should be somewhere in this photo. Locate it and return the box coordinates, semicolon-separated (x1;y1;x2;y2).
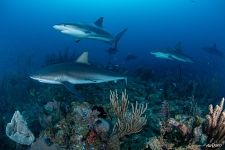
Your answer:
1;0;225;73
1;0;225;89
1;0;225;149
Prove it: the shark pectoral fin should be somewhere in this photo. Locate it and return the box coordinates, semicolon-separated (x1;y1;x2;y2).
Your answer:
62;81;78;94
76;39;81;43
94;17;104;28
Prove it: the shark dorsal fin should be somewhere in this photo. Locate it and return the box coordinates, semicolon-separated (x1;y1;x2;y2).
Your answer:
174;42;182;52
94;17;104;28
76;52;89;65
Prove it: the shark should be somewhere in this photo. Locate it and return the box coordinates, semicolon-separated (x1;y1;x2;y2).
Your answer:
202;44;224;57
53;17;127;45
150;42;194;63
30;52;127;94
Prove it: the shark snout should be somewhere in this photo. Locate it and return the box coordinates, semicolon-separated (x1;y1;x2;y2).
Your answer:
53;25;65;31
29;74;39;80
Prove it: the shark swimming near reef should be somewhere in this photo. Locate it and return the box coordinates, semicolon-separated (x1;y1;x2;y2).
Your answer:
30;52;127;94
202;44;224;57
150;42;194;63
53;17;127;45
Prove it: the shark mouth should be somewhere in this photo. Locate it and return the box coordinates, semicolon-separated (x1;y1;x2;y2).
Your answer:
30;76;60;84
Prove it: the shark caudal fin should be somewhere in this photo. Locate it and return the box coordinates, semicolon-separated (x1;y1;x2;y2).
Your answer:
114;28;127;48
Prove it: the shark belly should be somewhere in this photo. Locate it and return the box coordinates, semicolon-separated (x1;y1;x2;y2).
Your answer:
88;35;113;43
171;55;192;63
61;29;87;38
64;74;125;85
38;79;61;84
151;52;173;60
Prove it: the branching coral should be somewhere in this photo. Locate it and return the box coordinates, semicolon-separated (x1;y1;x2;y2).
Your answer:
146;97;225;150
204;97;225;147
110;90;148;138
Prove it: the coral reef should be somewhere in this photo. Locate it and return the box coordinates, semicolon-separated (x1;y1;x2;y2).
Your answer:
39;100;63;129
36;90;148;150
1;62;224;150
30;137;59;150
204;97;225;149
110;91;147;137
6;111;35;145
144;97;225;150
40;101;110;150
159;100;170;121
108;90;148;150
144;115;205;150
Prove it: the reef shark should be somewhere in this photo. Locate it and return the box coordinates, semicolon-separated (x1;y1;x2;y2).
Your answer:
30;52;127;94
53;17;127;45
202;44;224;57
150;42;194;63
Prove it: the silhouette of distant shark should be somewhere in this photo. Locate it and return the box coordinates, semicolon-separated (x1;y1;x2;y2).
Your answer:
202;44;224;57
150;42;194;63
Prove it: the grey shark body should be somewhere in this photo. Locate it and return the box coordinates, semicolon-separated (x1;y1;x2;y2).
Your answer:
150;42;194;63
30;52;126;93
203;44;224;57
53;17;127;44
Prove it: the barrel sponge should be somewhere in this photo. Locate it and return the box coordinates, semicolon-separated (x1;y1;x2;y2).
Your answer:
6;111;35;145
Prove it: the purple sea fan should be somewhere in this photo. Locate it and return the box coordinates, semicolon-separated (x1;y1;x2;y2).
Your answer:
44;100;60;112
87;110;100;129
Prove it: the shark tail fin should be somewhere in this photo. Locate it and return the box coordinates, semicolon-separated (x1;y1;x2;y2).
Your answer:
114;28;127;48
